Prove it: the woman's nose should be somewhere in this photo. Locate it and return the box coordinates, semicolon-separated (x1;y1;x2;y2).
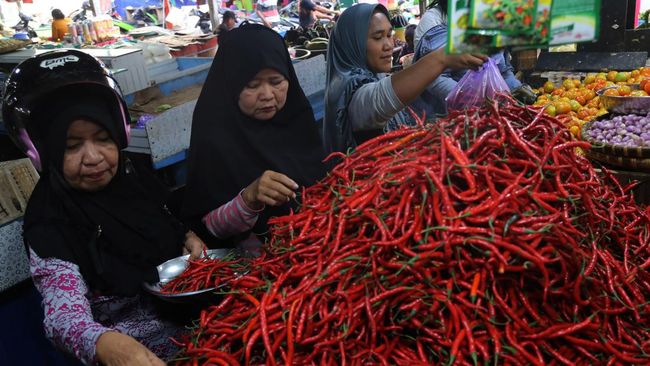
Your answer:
82;143;103;165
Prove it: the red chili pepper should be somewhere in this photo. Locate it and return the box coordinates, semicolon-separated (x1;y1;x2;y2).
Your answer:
173;96;650;366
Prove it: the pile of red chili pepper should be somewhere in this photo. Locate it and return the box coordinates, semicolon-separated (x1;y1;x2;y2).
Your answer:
173;97;650;365
160;256;244;294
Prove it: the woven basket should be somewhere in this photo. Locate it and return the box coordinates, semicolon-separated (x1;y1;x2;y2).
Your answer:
0;39;29;55
581;120;650;171
0;159;39;225
585;150;650;171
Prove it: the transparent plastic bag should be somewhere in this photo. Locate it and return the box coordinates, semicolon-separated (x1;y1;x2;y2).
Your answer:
446;58;510;111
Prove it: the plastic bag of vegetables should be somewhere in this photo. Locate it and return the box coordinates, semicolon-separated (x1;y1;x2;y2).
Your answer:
446;57;509;110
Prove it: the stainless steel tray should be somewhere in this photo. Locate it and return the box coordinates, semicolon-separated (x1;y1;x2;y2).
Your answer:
598;85;650;115
143;248;237;302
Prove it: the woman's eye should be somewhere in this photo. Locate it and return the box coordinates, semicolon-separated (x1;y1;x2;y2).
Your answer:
270;79;284;86
95;133;111;142
66;143;80;151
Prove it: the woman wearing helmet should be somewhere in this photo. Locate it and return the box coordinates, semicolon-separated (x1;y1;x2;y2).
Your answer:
2;50;209;365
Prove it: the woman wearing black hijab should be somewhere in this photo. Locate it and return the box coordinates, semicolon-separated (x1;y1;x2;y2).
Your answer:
3;50;205;365
182;24;326;248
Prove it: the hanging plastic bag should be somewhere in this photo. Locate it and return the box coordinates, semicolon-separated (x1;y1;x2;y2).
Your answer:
445;58;510;111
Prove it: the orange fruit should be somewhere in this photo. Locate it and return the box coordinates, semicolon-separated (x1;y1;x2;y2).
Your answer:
569;125;581;138
603;88;620;96
644;82;650;94
587;96;600;108
632;70;640;78
573;79;581;88
642;67;650;77
562;79;576;90
544;104;557;117
543;81;555;93
584;74;596;84
554;101;572;115
575;95;587;106
640;79;650;90
577;109;591;119
564;90;577;100
607;71;618;81
618;85;632;96
630;90;649;97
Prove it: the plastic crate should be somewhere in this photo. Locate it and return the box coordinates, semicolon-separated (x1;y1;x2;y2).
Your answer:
0;159;39;226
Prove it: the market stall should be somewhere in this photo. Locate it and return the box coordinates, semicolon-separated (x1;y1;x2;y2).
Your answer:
160;95;650;365
526;0;650;205
0;0;649;365
143;1;649;364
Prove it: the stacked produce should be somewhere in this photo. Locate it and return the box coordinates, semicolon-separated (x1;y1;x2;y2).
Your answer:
534;66;650;138
585;114;650;148
173;97;650;365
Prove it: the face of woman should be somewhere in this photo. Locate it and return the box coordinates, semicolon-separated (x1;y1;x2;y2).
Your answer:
63;119;119;192
238;68;289;120
366;12;394;74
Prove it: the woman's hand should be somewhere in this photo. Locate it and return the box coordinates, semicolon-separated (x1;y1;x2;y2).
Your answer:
243;170;299;210
182;231;206;260
392;45;487;107
434;48;488;71
95;332;165;366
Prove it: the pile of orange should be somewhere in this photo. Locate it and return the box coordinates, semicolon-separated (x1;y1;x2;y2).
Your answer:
601;79;650;97
533;67;650;139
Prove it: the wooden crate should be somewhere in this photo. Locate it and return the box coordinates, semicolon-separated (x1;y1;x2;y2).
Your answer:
0;159;39;226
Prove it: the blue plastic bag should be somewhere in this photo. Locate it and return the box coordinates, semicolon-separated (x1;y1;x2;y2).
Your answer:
445;57;509;111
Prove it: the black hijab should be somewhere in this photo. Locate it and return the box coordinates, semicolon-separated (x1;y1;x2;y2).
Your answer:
182;24;326;241
23;91;185;297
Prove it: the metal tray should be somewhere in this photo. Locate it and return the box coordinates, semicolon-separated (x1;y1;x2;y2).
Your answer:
143;248;237;303
597;85;650;115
